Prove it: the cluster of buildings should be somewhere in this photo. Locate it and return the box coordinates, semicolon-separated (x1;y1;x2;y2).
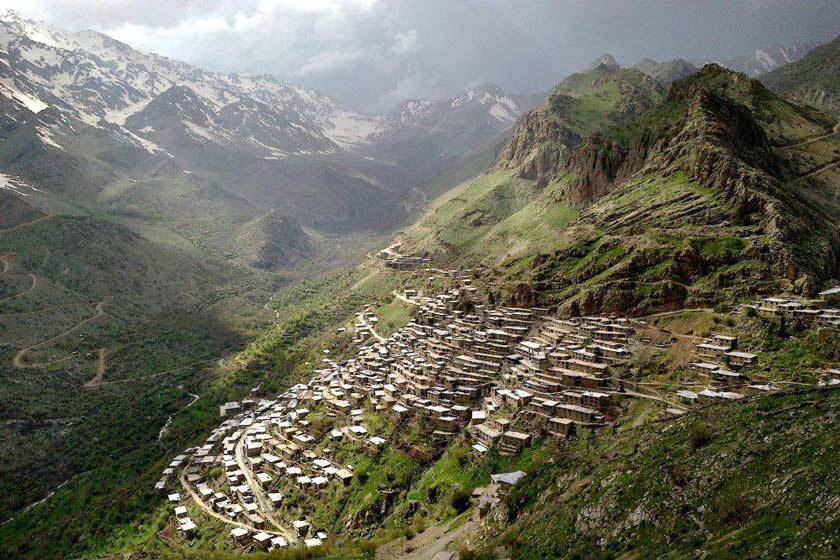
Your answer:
155;277;648;549
376;243;431;270
159;265;807;550
674;333;766;405
750;293;840;328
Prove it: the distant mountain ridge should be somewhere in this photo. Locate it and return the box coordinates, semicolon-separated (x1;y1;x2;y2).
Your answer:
761;36;840;116
0;8;539;269
632;57;699;86
691;40;819;77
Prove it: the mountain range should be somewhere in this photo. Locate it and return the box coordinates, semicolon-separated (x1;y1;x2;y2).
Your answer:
2;7;840;560
0;8;537;270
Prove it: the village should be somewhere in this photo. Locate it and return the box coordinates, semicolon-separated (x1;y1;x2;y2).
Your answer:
155;248;840;553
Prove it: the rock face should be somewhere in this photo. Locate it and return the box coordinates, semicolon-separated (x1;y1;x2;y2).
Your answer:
480;64;840;313
496;64;664;181
497;94;584;180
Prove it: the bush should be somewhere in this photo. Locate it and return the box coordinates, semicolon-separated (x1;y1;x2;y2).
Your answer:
688;424;713;450
451;488;471;513
458;545;477;560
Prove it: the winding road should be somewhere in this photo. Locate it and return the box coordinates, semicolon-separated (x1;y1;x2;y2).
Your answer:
13;302;107;368
82;349;107;388
178;466;289;539
775;123;840;151
358;312;386;342
85;358;219;389
0;273;37;305
392;290;419;306
788;157;840;185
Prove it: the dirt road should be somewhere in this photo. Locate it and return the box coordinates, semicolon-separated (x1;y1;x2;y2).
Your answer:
0;273;37;305
0;214;53;234
376;515;478;560
82;349;107;388
13;302;106;368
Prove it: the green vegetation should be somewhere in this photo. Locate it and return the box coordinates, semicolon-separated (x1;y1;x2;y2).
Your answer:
475;389;840;559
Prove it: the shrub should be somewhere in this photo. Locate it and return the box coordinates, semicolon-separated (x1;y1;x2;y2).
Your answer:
688;423;713;450
451;489;471;513
458;545;478;560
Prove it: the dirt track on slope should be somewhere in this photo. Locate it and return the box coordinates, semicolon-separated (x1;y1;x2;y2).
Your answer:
12;302;107;368
82;349;107;388
0;214;53;234
0;273;37;305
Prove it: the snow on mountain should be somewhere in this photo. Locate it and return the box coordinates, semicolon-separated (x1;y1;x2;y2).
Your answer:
692;41;819;77
0;9;383;155
385;83;523;129
0;9;528;170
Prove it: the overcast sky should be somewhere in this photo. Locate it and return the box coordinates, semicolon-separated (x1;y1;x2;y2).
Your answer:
2;0;838;113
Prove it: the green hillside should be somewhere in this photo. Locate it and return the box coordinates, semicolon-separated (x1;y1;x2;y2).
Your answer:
762;35;840;117
497;64;665;180
402;65;840;314
0;195;274;537
474;387;840;559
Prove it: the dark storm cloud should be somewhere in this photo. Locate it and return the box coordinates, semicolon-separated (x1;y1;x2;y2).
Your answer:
4;0;838;112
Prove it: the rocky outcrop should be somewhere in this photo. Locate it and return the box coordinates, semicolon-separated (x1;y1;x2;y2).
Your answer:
496;94;584;180
497;67;664;182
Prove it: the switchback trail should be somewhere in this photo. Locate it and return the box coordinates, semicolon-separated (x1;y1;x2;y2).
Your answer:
0;273;37;305
775;123;840;150
82;349;107;388
13;302;107;368
788;157;840;184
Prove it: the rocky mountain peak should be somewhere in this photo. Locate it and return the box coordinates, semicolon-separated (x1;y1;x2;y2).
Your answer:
585;53;621;72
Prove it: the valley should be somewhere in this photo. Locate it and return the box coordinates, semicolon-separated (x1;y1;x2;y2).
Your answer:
0;6;839;560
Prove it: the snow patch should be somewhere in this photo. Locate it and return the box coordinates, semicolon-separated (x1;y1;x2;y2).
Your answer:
0;83;48;113
0;173;40;196
35;126;63;151
323;110;382;148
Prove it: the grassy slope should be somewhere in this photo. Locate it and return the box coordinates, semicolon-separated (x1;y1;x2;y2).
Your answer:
404;67;840;313
0;205;278;558
408;170;577;265
476;388;840;560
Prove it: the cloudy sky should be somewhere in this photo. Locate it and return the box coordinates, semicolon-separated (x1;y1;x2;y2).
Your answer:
2;0;838;112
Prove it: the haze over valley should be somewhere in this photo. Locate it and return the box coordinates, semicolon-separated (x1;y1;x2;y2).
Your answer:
1;2;840;559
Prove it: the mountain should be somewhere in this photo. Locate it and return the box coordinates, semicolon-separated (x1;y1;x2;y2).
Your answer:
497;60;665;180
227;210;314;270
585;53;621;72
632;57;699;86
0;189;273;529
762;35;840;116
360;82;541;181
692;40;818;77
406;64;840;313
0;9;527;265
